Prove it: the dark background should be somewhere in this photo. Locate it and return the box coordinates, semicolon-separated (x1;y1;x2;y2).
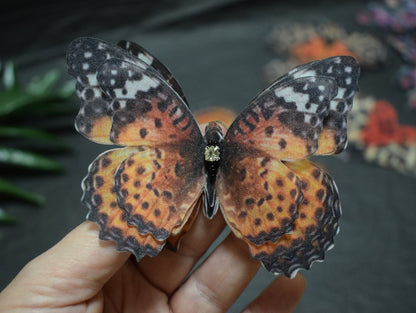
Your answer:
1;1;415;312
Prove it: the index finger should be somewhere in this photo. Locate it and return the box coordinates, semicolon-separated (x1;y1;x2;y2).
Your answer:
242;274;306;313
136;207;227;294
0;221;129;308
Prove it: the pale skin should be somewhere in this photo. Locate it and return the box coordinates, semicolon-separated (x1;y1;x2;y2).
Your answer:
0;210;305;313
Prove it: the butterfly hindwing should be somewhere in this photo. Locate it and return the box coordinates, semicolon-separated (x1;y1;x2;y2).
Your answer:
217;154;303;245
96;58;202;146
82;148;165;260
114;145;205;241
166;196;203;251
246;159;341;277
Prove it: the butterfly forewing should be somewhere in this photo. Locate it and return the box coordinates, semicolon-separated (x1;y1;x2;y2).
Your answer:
270;56;360;155
67;37;193;145
96;59;202;146
67;37;150;144
225;76;338;161
118;40;189;105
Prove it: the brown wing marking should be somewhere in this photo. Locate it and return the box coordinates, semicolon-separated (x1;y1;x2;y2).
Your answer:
82;148;164;260
246;159;341;277
217;153;303;245
114;144;205;241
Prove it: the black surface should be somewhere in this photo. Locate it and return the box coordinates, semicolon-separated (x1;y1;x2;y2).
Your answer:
1;1;416;312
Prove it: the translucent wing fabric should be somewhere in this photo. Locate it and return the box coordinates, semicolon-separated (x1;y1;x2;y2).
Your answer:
218;56;359;277
67;38;204;260
117;40;189;105
272;56;360;155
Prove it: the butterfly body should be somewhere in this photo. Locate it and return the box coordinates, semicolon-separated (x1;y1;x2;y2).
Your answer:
67;37;359;277
202;121;225;218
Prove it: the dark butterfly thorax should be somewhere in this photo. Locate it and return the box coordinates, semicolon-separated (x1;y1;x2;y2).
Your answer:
202;121;224;218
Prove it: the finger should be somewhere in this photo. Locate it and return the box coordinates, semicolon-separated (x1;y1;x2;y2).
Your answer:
170;233;260;313
242;274;306;313
0;221;129;308
103;258;171;313
137;208;226;294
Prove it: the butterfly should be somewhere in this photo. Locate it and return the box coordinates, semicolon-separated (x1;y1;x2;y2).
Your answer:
67;37;360;278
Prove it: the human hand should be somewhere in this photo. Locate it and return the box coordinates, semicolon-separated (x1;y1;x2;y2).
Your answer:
0;211;305;313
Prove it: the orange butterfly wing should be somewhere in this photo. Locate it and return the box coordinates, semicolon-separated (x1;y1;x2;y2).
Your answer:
67;37;195;146
96;58;201;146
68;38;205;260
82;148;164;259
271;56;360;155
67;37;149;144
114;146;204;241
246;160;341;277
218;156;302;245
218;56;359;276
225;76;338;161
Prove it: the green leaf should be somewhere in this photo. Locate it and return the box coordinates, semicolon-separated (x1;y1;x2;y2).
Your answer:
0;90;40;116
0;89;75;118
0;126;71;149
0;177;45;205
0;208;16;224
25;69;60;96
0;65;75;118
0;147;64;172
56;80;76;98
2;61;19;91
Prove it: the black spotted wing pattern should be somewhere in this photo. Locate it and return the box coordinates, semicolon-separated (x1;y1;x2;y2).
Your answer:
272;56;360;154
118;40;189;105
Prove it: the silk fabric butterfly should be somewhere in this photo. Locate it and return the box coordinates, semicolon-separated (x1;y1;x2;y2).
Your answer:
67;37;359;278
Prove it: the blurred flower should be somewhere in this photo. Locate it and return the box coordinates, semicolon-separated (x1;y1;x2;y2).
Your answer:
357;0;416;32
358;0;416;108
348;96;416;175
264;22;387;83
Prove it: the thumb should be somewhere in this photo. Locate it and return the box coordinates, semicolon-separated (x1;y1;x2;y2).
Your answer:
0;221;129;308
